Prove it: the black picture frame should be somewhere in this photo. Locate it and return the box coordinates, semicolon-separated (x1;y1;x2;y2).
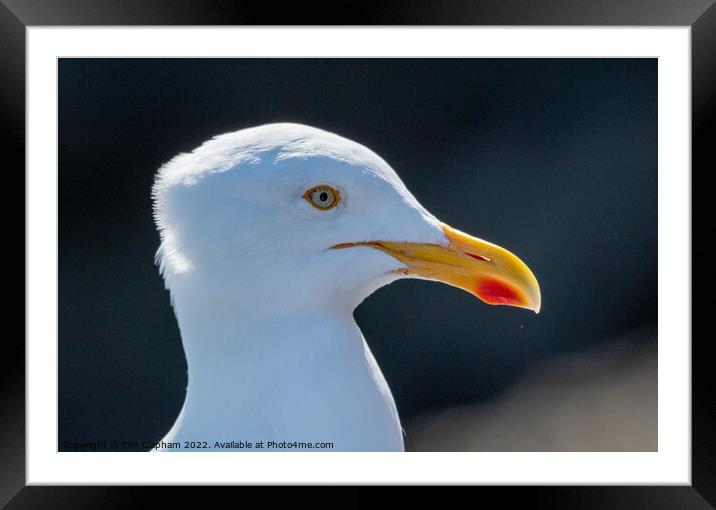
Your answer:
5;0;712;505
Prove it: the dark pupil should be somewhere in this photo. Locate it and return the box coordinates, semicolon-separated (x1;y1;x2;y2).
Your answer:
319;191;329;202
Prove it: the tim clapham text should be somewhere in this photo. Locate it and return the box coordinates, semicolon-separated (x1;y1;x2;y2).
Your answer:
62;439;335;451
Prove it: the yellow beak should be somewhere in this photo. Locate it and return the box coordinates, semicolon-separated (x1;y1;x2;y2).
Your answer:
333;223;541;313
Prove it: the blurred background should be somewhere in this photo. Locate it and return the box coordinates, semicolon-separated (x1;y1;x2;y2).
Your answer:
59;58;657;451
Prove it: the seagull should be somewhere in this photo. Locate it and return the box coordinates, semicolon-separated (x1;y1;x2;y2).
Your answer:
152;123;540;452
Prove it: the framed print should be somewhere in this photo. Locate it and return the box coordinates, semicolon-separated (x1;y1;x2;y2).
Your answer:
6;0;714;504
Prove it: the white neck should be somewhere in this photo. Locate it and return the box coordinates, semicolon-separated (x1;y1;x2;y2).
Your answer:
159;284;404;451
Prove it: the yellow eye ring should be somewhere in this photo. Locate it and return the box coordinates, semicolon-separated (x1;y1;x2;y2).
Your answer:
303;185;341;211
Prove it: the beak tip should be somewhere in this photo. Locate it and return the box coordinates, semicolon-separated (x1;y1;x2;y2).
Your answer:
531;292;541;314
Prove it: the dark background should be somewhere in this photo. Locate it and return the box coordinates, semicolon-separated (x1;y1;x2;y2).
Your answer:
58;58;657;450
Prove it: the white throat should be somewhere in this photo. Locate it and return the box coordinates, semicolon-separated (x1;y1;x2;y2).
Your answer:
159;277;404;452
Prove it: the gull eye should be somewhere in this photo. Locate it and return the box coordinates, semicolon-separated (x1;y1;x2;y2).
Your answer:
304;185;340;210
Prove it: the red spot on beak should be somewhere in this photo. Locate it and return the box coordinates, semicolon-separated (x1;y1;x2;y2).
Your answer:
475;279;523;306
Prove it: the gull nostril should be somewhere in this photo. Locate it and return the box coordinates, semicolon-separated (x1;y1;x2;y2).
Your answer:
466;252;491;262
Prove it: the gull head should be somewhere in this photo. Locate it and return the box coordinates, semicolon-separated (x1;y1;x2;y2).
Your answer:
152;123;540;316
